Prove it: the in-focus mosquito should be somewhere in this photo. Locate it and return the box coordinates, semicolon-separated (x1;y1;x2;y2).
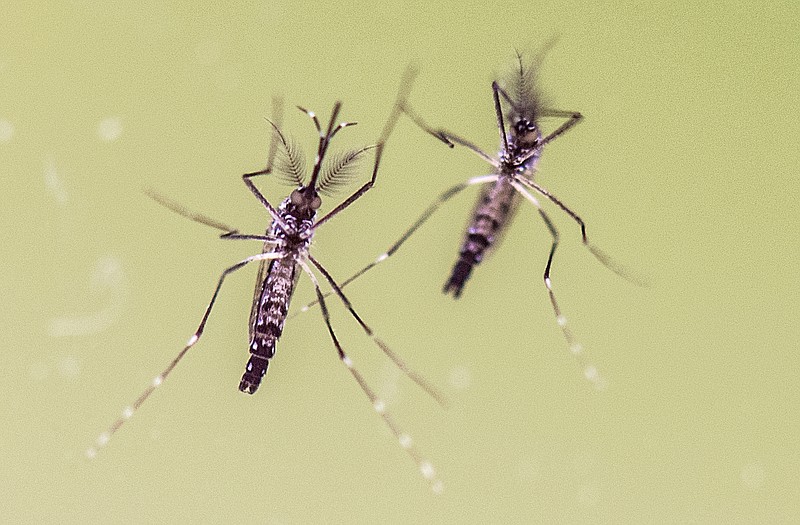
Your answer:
87;96;445;493
298;50;642;389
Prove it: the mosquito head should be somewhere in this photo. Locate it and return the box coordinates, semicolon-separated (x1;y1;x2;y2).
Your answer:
510;116;541;148
288;185;322;219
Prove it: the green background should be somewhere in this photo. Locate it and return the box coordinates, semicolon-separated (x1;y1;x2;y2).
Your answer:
2;1;798;523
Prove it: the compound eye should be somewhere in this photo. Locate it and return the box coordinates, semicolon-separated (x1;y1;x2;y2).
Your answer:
290;189;304;206
310;195;322;210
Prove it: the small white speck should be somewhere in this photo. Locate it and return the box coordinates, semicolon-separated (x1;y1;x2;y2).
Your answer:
122;406;134;419
557;315;567;327
0;119;13;142
420;461;435;479
545;277;552;288
375;253;389;263
741;462;765;490
570;343;583;355
308;111;315;119
342;356;353;368
152;375;163;387
85;447;98;459
432;481;444;495
314;154;320;165
300;305;310;312
97;117;123;142
584;365;599;381
187;334;199;346
399;434;413;449
96;432;110;447
373;400;386;414
449;366;471;390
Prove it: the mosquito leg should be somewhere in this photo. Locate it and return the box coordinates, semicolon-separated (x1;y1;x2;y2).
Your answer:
146;188;276;242
510;181;606;391
307;254;447;407
313;69;424;230
516;178;645;285
241;172;292;232
401;101;498;167
293;174;498;317
491;81;509;152
296;259;443;493
313;142;383;230
86;251;285;458
539;109;583;146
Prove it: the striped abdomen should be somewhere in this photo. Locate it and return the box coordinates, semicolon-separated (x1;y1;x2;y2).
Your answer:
239;257;299;394
444;177;519;298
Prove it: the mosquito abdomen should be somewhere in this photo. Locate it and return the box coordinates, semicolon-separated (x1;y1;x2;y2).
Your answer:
444;177;518;297
240;257;299;394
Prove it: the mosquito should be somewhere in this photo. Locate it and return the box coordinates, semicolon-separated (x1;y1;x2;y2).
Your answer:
297;50;642;389
87;96;445;493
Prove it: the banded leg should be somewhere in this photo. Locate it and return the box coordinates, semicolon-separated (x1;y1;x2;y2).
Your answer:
293;174;499;316
296;259;443;494
517;178;646;286
86;251;285;458
307;254;447;407
510;181;606;390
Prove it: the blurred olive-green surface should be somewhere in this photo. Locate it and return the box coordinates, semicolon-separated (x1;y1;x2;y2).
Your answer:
2;2;798;523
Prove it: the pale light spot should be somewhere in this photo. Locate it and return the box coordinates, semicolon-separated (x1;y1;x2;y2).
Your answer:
432;481;444;495
300;305;310;312
420;461;435;479
375;253;388;263
187;334;198;346
740;462;765;490
0;119;13;142
152;375;163;387
97;117;123;142
577;484;600;507
58;356;80;378
557;315;567;327
373;399;386;414
584;365;599;381
28;361;49;381
43;157;68;205
48;256;127;337
570;343;583;355
342;356;353;368
448;366;471;390
85;447;98;459
122;406;134;419
398;434;412;449
545;277;552;288
96;432;110;447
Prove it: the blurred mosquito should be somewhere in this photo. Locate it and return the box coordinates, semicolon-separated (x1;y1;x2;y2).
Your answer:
87;95;445;493
298;49;643;389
